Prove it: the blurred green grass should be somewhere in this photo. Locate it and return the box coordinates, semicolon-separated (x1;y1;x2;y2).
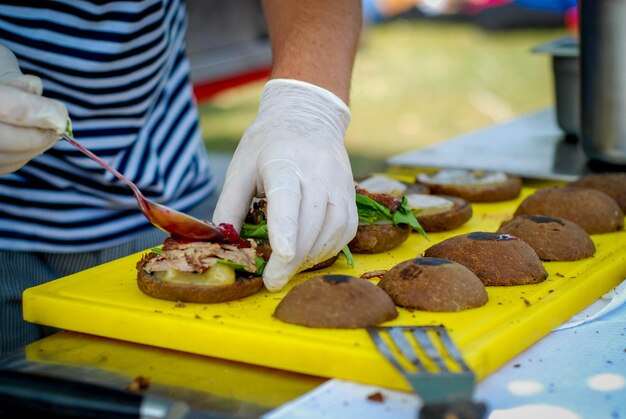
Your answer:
198;20;568;177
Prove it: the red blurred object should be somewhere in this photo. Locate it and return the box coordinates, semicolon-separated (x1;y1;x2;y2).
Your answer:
192;67;271;103
462;0;512;15
564;5;578;33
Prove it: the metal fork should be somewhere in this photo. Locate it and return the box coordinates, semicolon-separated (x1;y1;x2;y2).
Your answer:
367;326;487;419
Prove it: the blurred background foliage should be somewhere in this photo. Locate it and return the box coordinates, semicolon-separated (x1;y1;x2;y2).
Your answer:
198;17;569;177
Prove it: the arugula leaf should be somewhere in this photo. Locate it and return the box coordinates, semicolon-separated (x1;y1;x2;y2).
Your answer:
150;246;163;254
216;257;266;276
341;246;355;268
393;196;428;240
254;257;267;276
356;193;428;240
215;259;246;270
356;193;393;223
241;221;268;239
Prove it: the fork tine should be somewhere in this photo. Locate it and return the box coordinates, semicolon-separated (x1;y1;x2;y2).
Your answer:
409;326;449;372
368;326;477;405
367;328;407;374
388;327;426;371
431;326;473;373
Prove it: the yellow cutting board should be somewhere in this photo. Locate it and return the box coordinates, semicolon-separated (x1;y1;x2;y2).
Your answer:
23;186;626;392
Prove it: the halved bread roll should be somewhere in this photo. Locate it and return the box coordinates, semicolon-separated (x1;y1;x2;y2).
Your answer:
423;232;547;286
356;174;430;198
407;194;472;232
514;186;623;234
497;215;595;261
416;169;522;202
568;173;626;212
377;257;488;311
348;223;412;254
274;275;398;328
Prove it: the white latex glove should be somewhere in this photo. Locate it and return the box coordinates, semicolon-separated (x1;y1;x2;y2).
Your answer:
0;44;68;174
213;79;358;291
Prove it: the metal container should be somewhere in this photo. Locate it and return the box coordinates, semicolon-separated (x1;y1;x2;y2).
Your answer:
532;37;580;138
579;0;626;165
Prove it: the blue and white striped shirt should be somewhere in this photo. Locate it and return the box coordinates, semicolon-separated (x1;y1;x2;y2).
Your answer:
0;0;214;252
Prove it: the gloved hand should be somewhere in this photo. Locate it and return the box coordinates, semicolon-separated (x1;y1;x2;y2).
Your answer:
0;44;68;174
213;79;358;291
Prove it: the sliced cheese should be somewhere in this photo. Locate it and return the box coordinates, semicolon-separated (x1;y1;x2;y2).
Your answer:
406;193;454;216
417;169;508;186
154;263;236;286
357;175;407;197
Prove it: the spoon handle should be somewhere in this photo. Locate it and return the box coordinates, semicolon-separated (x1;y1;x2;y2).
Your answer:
61;133;150;212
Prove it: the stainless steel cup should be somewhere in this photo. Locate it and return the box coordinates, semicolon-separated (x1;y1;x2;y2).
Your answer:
579;0;626;165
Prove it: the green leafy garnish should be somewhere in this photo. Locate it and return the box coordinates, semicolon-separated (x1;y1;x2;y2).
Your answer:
341;246;355;268
253;257;267;275
242;213;355;269
241;221;268;239
356;193;428;240
216;257;266;276
65;120;73;136
150;246;163;254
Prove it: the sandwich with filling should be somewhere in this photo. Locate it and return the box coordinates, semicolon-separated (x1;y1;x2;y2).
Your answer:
136;224;266;303
348;186;427;254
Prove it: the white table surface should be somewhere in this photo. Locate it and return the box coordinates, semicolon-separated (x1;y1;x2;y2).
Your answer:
386;108;592;182
265;280;626;419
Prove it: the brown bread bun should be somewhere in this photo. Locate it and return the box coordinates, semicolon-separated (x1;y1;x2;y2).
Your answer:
136;252;263;303
497;215;596;261
410;195;472;232
416;170;522;202
514;186;624;234
274;275;398;328
423;232;548;286
377;257;488;311
568;173;626;212
348;223;412;254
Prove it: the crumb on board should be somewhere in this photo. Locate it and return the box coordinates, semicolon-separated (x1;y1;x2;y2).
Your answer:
367;391;385;403
126;376;150;392
175;301;186;308
361;270;388;280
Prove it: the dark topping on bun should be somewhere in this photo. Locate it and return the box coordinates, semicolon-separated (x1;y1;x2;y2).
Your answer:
323;274;352;284
526;215;565;225
468;232;514;242
412;258;452;266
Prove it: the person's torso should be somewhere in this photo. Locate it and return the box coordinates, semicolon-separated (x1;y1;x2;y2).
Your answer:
0;0;214;252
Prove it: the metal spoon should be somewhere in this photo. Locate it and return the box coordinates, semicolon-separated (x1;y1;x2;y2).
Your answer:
61;133;245;245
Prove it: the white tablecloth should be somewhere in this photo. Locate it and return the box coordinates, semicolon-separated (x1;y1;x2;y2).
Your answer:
265;281;626;419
